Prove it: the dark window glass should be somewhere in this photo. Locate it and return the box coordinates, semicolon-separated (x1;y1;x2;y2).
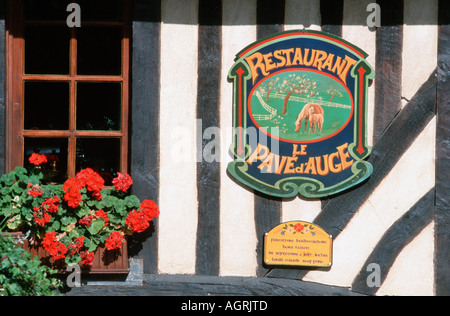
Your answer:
24;138;68;184
77;0;124;22
76;138;121;185
24;82;70;130
77;27;122;75
24;0;71;21
24;0;123;22
25;25;70;75
76;82;121;131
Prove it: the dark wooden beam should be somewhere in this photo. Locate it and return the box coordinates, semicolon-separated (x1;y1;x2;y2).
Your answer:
195;0;222;276
373;0;404;143
129;0;161;274
320;0;343;37
435;0;450;296
0;0;5;175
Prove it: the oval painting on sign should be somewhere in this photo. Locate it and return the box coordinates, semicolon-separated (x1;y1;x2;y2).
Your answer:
249;69;353;143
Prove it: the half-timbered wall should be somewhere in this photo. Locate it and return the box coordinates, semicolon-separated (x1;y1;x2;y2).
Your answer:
1;0;448;296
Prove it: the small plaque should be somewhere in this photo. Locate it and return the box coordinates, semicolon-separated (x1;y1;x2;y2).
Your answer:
264;221;332;268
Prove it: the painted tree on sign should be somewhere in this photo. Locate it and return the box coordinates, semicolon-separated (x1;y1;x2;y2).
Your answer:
281;74;318;115
259;77;280;102
326;86;343;102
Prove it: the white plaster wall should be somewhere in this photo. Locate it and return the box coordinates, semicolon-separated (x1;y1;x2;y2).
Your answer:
402;0;438;105
377;222;435;296
158;0;199;275
219;0;258;277
303;117;436;288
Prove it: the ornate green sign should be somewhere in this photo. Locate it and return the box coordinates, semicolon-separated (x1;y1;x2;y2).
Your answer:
228;30;374;198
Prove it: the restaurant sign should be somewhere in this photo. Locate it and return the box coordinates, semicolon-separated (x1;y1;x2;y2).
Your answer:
228;30;374;198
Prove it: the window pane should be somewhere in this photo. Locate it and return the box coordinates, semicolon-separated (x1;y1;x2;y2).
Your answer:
77;27;122;75
77;0;124;22
24;138;68;184
24;0;123;22
76;138;121;185
25;25;70;75
24;82;69;130
24;0;71;21
76;82;121;131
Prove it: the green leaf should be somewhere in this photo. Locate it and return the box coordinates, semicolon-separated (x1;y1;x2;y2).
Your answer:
51;220;61;231
75;206;91;218
1;173;16;186
87;238;100;252
61;216;77;227
87;218;105;235
102;195;115;208
124;195;140;209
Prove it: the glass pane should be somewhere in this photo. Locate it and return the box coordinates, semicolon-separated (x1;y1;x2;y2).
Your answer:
76;83;121;131
24;0;123;22
24;138;68;184
77;0;124;22
77;27;122;75
76;138;121;185
24;82;69;130
24;0;71;21
25;25;70;75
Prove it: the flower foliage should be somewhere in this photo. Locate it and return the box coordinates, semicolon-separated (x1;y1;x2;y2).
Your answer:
0;233;61;296
0;153;159;268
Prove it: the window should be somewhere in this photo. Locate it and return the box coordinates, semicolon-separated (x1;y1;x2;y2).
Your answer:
6;0;130;184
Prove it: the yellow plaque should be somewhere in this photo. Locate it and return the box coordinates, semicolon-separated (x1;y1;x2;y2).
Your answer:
264;221;333;268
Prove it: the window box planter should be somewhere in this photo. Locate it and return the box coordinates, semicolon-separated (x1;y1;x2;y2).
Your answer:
2;232;129;274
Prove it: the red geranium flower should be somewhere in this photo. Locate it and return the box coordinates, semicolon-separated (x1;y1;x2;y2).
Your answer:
125;210;150;233
140;200;160;221
112;172;133;192
27;183;43;197
63;177;84;208
41;196;60;213
76;168;104;200
105;231;124;250
41;232;67;260
68;236;85;255
33;210;51;227
42;232;57;249
80;251;95;266
79;215;93;227
29;153;47;166
50;243;67;260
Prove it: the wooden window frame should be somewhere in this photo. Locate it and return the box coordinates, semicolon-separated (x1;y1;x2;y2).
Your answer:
5;0;131;179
